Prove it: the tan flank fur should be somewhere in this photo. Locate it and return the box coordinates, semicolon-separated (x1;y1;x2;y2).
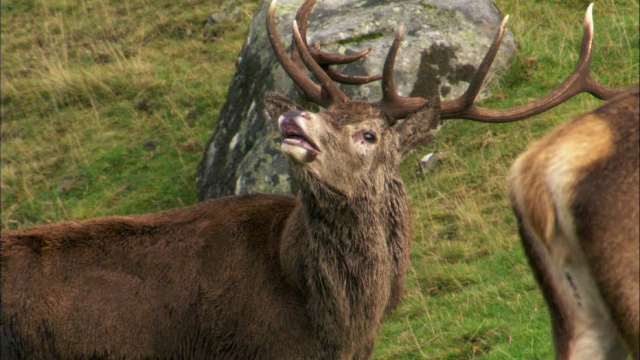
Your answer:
509;85;639;359
0;1;632;358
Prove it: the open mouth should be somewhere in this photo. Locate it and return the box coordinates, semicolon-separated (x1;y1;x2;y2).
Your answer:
280;118;321;155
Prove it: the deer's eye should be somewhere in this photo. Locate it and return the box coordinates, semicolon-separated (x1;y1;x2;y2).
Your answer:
363;132;376;143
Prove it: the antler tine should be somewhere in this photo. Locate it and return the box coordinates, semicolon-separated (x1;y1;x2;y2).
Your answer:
320;66;379;85
439;15;509;119
267;0;325;106
290;0;313;71
380;25;403;103
579;4;626;99
378;25;431;122
292;20;350;104
293;0;382;85
439;3;627;122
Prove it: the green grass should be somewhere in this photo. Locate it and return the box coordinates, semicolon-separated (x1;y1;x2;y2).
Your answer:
1;0;638;358
1;0;260;227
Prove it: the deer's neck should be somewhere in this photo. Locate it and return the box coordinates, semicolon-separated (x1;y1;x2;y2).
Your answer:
280;173;411;353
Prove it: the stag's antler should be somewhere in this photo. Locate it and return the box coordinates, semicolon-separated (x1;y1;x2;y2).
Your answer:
269;1;628;122
267;0;381;108
291;0;382;85
437;4;626;122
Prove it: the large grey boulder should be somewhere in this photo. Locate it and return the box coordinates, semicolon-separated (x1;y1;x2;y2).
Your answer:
197;0;516;200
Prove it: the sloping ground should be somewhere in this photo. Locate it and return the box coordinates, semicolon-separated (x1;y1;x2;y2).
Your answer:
1;0;637;357
2;0;260;226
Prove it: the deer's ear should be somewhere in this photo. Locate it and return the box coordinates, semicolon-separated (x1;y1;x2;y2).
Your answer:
395;96;440;157
265;92;303;124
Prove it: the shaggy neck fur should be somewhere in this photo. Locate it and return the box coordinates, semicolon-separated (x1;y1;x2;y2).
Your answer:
280;167;411;357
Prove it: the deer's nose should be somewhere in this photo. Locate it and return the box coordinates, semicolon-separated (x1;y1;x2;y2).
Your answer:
278;110;309;128
282;110;309;120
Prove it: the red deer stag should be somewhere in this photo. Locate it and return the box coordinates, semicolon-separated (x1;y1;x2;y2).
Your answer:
0;1;628;358
509;82;639;358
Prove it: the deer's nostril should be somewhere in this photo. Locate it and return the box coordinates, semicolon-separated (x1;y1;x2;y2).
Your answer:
282;110;301;120
282;110;308;119
278;110;309;129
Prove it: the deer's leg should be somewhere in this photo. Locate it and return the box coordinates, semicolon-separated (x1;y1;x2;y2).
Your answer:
515;211;630;360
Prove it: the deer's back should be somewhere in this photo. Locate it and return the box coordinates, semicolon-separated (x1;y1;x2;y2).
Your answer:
1;193;316;358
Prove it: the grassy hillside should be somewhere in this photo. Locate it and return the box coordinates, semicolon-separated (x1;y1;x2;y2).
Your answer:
2;0;638;358
1;0;261;226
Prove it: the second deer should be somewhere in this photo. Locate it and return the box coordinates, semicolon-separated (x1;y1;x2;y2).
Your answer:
510;84;638;360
